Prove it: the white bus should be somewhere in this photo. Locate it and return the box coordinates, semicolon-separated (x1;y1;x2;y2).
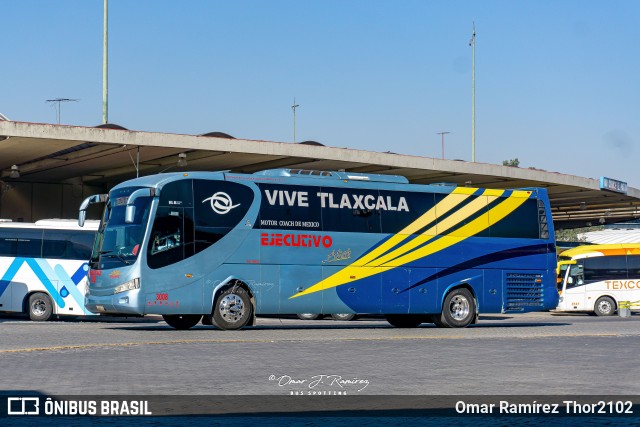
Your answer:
0;219;98;321
556;244;640;316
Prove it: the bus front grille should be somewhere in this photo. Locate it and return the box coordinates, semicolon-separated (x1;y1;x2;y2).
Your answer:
505;273;543;311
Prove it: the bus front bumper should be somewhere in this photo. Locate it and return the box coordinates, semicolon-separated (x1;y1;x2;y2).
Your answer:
85;289;144;315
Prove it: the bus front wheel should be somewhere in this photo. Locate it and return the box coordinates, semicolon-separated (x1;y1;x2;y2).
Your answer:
163;314;202;330
594;296;616;316
213;285;252;330
436;288;476;328
28;292;53;321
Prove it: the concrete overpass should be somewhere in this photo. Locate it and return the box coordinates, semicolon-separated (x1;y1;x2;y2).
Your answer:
0;120;638;229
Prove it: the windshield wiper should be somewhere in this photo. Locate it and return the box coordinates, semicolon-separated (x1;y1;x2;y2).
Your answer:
101;252;131;265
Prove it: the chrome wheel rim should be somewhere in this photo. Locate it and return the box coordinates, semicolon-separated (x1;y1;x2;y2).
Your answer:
449;295;470;321
218;294;245;323
598;300;612;314
31;299;47;316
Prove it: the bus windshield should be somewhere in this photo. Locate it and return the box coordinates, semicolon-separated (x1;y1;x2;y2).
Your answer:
90;189;152;269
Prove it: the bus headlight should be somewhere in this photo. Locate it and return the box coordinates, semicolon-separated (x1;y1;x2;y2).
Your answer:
114;278;140;294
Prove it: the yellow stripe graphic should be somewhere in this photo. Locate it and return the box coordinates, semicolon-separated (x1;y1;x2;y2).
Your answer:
290;189;531;299
349;188;474;268
366;191;503;268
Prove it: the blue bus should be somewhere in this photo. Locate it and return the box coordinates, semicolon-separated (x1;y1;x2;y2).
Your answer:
0;219;98;321
78;168;558;330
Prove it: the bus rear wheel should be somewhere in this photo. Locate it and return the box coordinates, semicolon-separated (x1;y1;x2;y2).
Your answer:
163;314;202;330
28;292;53;321
297;313;322;320
331;313;356;321
385;314;423;328
436;288;476;328
594;296;616;316
213;285;252;330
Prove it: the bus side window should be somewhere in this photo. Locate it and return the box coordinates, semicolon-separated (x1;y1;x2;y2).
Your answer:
626;255;640;277
42;230;71;259
583;255;627;284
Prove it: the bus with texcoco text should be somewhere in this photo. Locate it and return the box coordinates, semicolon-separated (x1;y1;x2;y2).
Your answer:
78;168;558;330
0;219;98;321
556;244;640;316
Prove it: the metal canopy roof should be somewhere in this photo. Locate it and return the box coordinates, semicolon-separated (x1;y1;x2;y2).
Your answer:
1;121;639;229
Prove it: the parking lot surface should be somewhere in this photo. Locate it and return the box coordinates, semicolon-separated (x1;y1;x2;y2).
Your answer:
0;312;638;396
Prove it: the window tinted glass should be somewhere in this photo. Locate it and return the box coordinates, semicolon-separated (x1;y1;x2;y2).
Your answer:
320;188;382;233
43;230;96;260
490;198;540;239
147;207;187;269
583;255;628;283
256;184;322;232
0;229;43;257
627;255;640;277
381;191;436;234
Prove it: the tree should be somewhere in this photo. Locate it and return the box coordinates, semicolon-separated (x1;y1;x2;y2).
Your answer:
555;226;604;242
502;158;520;167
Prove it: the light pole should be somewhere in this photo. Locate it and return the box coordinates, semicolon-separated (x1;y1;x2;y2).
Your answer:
436;131;450;159
103;0;109;124
291;97;299;143
469;21;476;162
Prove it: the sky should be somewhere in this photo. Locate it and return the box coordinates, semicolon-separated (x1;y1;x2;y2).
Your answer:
2;1;639;186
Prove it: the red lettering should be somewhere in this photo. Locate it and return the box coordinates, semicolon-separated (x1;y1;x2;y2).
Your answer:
260;233;333;248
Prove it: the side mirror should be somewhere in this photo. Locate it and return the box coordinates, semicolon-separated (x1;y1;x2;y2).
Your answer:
124;187;158;224
78;194;107;227
567;277;574;285
125;205;136;224
79;210;87;227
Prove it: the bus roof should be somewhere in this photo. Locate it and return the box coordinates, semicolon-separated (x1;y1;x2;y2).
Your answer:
0;219;99;230
111;169;544;198
558;243;640;259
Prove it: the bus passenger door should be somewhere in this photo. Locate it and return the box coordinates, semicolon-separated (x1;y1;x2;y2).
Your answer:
563;263;587;311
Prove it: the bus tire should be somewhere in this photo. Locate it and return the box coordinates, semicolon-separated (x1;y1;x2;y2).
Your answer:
163;314;202;330
297;313;322;320
385;314;423;328
438;288;476;328
28;292;53;321
594;296;616;316
331;313;356;321
213;285;252;330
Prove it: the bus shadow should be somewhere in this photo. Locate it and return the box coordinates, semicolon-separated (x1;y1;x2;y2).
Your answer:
105;320;571;332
